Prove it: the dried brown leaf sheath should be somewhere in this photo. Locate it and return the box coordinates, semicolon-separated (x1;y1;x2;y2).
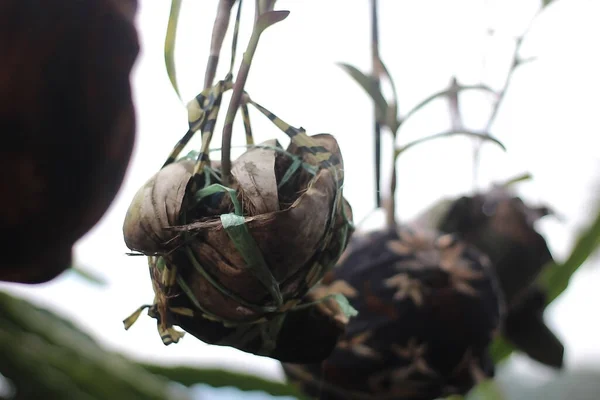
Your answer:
0;0;139;283
283;227;504;400
123;134;354;362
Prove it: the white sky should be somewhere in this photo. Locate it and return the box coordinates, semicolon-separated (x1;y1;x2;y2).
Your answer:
2;0;600;385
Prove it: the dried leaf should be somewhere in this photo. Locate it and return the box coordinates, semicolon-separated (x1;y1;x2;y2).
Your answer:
231;139;280;214
123;160;193;253
124;132;353;362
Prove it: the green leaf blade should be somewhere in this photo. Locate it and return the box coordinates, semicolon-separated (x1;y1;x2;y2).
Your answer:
338;63;388;123
395;130;506;158
139;363;309;399
165;0;183;100
539;200;600;303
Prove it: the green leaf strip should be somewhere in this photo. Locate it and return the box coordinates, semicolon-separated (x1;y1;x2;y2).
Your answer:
165;0;183;100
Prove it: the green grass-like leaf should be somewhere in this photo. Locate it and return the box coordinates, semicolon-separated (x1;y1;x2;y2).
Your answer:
467;379;507;400
67;264;107;286
139;363;308;399
338;63;388;123
165;0;183;100
0;291;179;400
394;129;506;158
400;84;497;129
490;335;516;364
538;199;600;303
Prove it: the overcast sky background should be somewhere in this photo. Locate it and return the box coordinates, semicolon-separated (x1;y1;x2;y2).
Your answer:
2;0;600;392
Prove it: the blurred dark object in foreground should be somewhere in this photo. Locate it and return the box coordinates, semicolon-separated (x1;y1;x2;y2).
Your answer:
0;0;139;284
283;226;504;400
435;184;564;368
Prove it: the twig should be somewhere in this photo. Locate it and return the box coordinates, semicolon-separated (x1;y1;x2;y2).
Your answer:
472;8;543;186
220;9;290;185
204;0;237;89
370;0;382;208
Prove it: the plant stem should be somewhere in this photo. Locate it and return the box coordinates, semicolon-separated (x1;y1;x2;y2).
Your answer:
484;36;523;132
370;0;382;209
220;10;289;185
204;0;237;89
448;77;463;130
386;163;397;229
472;34;523;189
221;42;256;186
472;8;542;187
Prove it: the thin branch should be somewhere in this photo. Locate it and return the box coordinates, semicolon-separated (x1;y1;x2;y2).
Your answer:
484;38;522;132
370;0;382;209
473;8;544;186
204;0;237;89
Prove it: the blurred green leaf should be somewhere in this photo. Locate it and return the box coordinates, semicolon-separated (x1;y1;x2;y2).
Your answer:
467;379;507;400
542;0;554;7
538;199;600;303
67;265;107;286
394;130;506;158
490;335;515;364
338;63;388;123
378;57;401;132
256;10;290;33
499;172;533;187
139;363;308;399
0;291;185;400
401;84;497;128
165;0;183;100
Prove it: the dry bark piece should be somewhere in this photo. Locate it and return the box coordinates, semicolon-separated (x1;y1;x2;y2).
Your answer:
231;139;280;214
0;0;139;283
123;134;354;362
283;226;504;400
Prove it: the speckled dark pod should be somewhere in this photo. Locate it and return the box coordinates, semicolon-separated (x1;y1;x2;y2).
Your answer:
283;226;504;400
436;185;564;367
0;0;139;283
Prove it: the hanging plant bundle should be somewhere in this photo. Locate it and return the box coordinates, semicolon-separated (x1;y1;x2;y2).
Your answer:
122;77;354;362
283;226;504;400
0;0;139;284
434;184;564;367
